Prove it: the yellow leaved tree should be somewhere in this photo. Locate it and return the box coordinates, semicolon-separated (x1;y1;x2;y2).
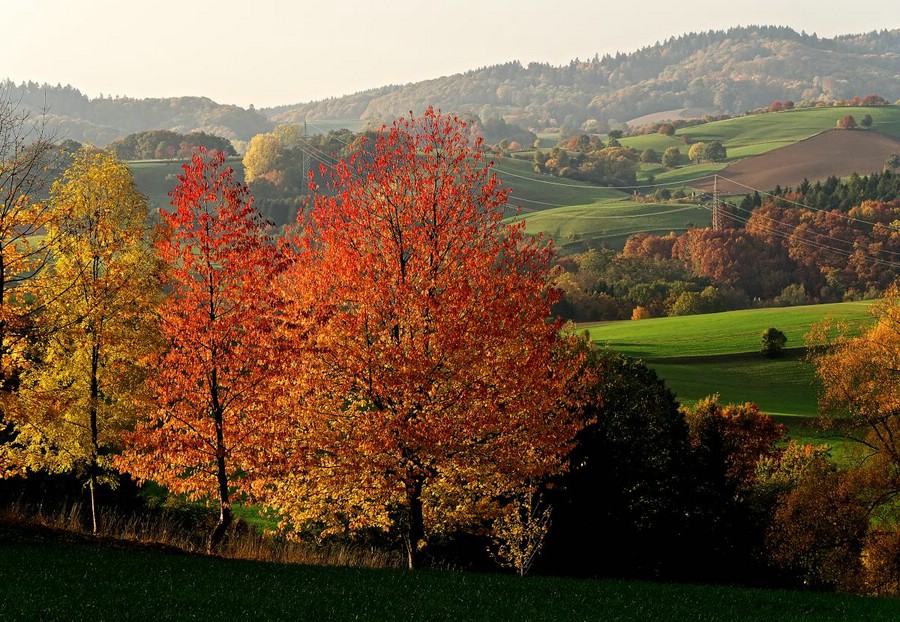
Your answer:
1;149;161;532
0;92;66;478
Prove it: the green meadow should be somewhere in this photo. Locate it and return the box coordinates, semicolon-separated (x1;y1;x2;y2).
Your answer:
3;532;899;621
496;158;710;252
676;106;900;153
128;158;246;211
584;301;875;418
585;301;874;359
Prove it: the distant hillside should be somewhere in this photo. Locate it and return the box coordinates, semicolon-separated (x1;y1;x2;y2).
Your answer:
0;80;273;146
266;26;900;131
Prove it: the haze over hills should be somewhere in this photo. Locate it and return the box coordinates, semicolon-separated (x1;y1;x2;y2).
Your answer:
268;26;900;130
0;82;274;146
4;25;899;147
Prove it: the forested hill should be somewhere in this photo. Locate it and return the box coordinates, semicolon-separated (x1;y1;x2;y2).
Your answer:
266;26;900;131
5;26;899;146
0;80;273;146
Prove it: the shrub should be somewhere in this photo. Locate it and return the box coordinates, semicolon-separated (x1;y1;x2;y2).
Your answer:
760;327;787;357
837;115;857;130
631;306;651;320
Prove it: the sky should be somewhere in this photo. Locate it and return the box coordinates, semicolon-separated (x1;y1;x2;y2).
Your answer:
3;0;897;109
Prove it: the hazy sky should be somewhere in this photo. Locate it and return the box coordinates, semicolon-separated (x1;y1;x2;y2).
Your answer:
3;0;896;109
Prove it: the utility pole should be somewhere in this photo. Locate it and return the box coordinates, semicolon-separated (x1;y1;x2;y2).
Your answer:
301;119;309;197
711;174;723;231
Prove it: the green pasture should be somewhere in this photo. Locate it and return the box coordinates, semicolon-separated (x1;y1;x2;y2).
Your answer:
652;353;818;416
586;301;875;419
2;533;898;621
585;301;874;360
648;162;727;185
510;199;709;253
128;158;246;211
496;157;627;206
678;106;900;148
619;133;685;153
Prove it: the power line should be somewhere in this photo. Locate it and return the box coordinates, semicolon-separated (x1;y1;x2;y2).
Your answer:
704;197;900;269
716;174;899;231
494;165;716;190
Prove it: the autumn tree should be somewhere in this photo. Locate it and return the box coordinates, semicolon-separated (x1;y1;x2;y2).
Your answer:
684;397;786;495
1;150;159;532
688;142;708;163
117;149;280;550
837;115;857;129
662;146;681;168
0;87;64;478
270;108;583;568
810;285;900;517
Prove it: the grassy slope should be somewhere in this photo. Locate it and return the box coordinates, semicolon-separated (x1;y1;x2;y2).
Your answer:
678;106;900;150
585;301;873;359
128;158;246;211
508;108;900;250
585;301;874;417
2;535;898;621
497;158;710;252
624;106;900;184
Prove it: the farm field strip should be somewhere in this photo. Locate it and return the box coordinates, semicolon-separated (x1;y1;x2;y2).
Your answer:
585;301;874;359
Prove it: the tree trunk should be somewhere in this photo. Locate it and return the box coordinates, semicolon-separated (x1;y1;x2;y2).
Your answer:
207;366;231;553
88;340;100;535
88;475;98;535
403;478;425;569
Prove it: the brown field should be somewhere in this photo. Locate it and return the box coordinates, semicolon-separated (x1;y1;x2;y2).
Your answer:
695;129;900;193
626;107;717;127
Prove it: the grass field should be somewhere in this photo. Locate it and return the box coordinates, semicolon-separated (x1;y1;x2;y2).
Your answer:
128;158;246;211
585;301;874;359
678;106;900;150
585;301;875;418
494;157;711;252
2;531;898;621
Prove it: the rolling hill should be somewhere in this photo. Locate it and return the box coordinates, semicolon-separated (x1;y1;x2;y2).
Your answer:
266;27;900;133
6;26;899;147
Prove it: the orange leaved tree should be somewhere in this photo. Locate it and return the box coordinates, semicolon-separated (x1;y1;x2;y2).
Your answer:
271;108;583;568
117;149;280;550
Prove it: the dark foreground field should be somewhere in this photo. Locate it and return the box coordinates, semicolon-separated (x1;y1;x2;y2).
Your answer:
1;526;898;621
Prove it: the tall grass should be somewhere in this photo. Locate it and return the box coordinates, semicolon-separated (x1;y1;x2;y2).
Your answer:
0;501;401;569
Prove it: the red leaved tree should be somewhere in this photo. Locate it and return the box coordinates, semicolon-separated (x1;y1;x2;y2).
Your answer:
117;150;280;550
270;108;584;568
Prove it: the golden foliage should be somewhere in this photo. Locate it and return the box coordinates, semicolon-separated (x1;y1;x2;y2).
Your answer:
0;149;160;527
